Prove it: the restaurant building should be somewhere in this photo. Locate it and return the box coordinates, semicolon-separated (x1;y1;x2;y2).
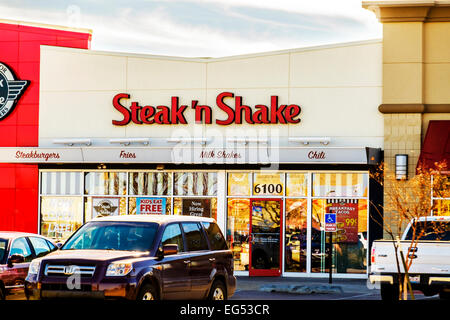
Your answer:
0;0;448;278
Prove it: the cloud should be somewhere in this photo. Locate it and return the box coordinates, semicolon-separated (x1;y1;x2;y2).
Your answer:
0;0;381;57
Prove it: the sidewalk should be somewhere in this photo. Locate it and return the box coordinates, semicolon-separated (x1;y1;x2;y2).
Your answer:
235;276;371;295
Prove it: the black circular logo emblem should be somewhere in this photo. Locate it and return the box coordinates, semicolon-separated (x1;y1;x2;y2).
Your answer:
0;62;29;121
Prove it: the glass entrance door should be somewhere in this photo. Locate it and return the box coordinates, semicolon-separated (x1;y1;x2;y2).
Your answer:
249;199;282;276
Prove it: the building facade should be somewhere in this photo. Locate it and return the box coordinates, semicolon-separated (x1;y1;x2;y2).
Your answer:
0;0;448;279
363;0;450;228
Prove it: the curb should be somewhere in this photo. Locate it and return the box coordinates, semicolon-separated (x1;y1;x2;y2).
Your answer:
259;284;344;295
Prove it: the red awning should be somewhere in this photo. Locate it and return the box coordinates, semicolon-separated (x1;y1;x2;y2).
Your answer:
417;120;450;172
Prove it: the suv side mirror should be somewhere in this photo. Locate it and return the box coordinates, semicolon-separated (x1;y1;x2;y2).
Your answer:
7;254;25;267
156;244;178;260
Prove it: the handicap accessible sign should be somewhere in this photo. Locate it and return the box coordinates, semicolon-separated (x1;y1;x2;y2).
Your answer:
325;213;337;232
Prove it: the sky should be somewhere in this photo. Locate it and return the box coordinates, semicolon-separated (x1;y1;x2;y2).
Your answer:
0;0;382;58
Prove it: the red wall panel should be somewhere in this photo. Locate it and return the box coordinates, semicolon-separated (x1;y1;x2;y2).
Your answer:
0;21;91;233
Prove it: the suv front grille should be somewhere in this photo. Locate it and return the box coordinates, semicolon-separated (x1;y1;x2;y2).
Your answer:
44;264;96;278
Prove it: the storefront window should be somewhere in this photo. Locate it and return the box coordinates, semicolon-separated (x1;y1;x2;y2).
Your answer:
313;173;368;197
433;175;450;198
432;175;449;216
228;173;251;196
128;197;171;215
40;196;83;240
41;171;82;195
129;172;172;196
227;198;250;271
285;199;307;272
173;172;217;196
173;197;217;220
286;173;308;197
253;172;284;196
84;196;127;222
312;198;368;274
433;200;450;216
84;172;127;195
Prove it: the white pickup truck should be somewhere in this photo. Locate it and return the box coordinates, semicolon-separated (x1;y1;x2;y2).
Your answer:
369;216;450;300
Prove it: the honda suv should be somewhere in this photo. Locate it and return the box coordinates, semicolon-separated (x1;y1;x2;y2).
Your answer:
25;215;235;300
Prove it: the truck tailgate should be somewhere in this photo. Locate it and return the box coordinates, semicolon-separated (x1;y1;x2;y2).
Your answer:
372;240;450;274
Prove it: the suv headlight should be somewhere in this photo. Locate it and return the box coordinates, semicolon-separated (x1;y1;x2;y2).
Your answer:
106;262;133;276
28;260;41;275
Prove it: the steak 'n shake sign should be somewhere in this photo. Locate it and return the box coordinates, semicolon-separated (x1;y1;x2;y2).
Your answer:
112;92;301;126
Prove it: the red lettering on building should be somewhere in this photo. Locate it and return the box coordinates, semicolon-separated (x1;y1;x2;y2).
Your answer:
308;151;326;160
112;92;301;126
15;150;60;161
119;150;136;159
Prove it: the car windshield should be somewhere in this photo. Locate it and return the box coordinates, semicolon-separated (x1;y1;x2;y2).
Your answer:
404;221;450;241
62;222;159;252
0;239;7;264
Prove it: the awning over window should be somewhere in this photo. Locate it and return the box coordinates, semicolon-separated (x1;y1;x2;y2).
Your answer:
417;120;450;172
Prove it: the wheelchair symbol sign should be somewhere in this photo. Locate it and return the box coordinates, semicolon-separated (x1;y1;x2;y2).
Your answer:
325;214;336;224
325;213;337;232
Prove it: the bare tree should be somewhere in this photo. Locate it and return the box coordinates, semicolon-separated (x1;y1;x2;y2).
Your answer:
370;161;448;300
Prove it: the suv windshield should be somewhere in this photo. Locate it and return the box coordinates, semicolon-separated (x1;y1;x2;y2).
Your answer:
62;222;159;252
0;239;7;264
404;221;450;241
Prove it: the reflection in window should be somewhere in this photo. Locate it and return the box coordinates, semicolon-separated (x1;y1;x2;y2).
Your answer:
174;172;217;196
228;173;251;196
181;223;209;251
253;172;284;196
161;223;184;252
129;172;172;196
202;222;228;251
227;198;250;271
173;198;217;220
433;200;450;216
41;171;82;195
285;199;307;272
29;237;52;258
84;172;127;195
312;199;367;274
312;173;367;197
9;238;33;262
40;197;83;240
433;175;450;198
286;173;308;197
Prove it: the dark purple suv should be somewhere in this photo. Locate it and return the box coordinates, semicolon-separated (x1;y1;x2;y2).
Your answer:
25;215;236;300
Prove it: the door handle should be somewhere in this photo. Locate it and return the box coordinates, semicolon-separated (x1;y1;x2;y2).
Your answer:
408;254;417;259
209;258;216;263
183;260;191;264
409;247;418;252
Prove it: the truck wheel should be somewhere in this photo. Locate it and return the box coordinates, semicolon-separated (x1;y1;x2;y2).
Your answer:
208;280;227;300
137;283;158;300
380;283;399;301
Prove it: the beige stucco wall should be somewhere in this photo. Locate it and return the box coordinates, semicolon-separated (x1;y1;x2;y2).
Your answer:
39;41;383;148
363;0;450;238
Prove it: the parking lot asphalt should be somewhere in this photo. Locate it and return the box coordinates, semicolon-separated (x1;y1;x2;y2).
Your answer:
233;276;442;300
235;276;371;294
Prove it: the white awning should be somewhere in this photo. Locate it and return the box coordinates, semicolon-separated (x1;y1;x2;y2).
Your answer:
0;146;380;165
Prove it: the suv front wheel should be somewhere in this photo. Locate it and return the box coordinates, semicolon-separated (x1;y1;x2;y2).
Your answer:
137;283;158;300
208;280;227;300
